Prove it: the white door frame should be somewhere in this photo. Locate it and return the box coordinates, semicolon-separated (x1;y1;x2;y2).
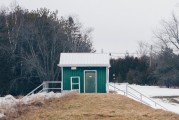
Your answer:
61;67;63;91
106;67;109;93
84;70;97;93
70;76;80;93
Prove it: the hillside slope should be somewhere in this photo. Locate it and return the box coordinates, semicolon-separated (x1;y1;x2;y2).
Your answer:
16;93;179;120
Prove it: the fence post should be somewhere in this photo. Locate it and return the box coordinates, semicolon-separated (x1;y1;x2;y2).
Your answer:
43;81;45;92
61;81;63;93
114;82;115;91
140;94;142;102
126;83;128;96
43;81;48;92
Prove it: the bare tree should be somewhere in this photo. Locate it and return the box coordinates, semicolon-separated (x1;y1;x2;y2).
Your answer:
154;13;179;51
137;41;150;57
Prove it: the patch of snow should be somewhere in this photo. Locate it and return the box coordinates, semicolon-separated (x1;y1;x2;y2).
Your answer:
22;92;64;104
109;82;179;114
0;92;65;107
0;113;5;119
0;91;71;117
0;95;18;110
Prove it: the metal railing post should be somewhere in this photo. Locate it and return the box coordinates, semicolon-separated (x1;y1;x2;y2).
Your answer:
43;81;49;92
61;80;63;92
114;82;115;91
43;81;45;92
126;83;128;96
140;94;142;102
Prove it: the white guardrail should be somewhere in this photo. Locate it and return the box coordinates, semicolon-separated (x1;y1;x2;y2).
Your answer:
109;83;167;110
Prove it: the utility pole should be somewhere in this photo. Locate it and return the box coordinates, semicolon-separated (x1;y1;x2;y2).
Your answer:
149;45;153;68
113;74;116;91
101;49;104;53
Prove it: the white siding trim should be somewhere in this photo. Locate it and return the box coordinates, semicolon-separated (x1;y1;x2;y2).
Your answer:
106;67;109;93
61;67;63;91
84;70;97;93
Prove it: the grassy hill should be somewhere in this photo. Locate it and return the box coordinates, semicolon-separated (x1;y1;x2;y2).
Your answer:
13;93;179;120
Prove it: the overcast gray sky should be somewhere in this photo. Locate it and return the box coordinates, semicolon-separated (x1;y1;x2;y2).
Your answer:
0;0;179;54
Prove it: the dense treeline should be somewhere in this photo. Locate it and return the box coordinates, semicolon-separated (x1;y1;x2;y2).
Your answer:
109;55;153;85
154;48;179;88
0;5;94;96
109;48;179;88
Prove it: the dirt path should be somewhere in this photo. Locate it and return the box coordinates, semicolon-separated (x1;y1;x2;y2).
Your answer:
15;93;179;120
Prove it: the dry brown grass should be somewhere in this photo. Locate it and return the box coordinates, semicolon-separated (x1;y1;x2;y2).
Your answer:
13;93;179;120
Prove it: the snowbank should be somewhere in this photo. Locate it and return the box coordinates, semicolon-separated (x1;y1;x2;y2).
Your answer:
0;95;18;106
22;92;64;104
0;91;70;119
0;92;64;108
0;113;5;117
0;113;5;119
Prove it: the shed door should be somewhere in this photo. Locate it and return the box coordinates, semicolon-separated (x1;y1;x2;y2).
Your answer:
85;71;96;93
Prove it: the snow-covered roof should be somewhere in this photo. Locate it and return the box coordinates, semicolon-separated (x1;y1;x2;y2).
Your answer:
58;53;110;67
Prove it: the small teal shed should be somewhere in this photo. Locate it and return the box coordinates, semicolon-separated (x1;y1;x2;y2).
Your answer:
58;53;110;93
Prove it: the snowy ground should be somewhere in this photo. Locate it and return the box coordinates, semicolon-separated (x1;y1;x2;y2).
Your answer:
109;83;179;114
0;85;179;118
0;92;68;118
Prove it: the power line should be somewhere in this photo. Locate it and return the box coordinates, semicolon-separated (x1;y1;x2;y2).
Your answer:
109;52;147;55
108;52;150;58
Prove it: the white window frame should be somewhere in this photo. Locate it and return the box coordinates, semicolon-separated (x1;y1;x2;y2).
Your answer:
84;70;97;93
70;76;80;93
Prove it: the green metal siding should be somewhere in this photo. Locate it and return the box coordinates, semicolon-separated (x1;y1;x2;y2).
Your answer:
63;67;106;93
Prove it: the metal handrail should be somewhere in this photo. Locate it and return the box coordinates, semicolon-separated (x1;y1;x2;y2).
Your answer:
38;89;44;93
39;88;62;93
127;91;150;106
109;84;126;95
109;83;167;110
43;81;61;84
43;88;61;90
127;85;167;110
23;81;62;99
24;83;44;97
110;84;150;106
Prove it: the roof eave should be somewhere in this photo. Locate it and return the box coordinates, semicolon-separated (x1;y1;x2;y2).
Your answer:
58;64;110;67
